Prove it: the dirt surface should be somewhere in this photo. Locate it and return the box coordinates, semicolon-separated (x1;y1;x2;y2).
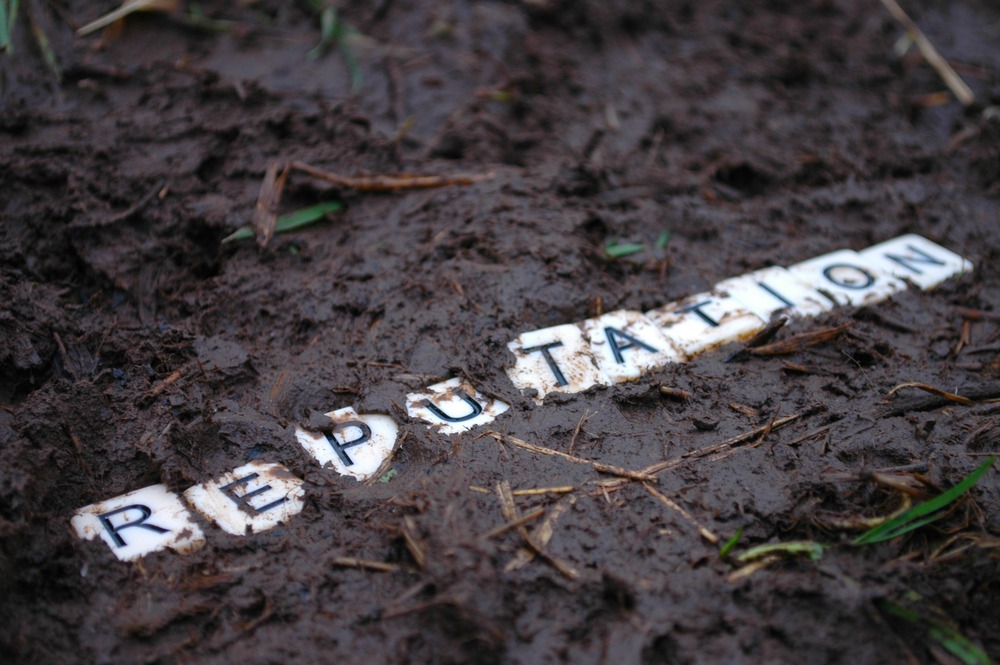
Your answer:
3;1;1000;663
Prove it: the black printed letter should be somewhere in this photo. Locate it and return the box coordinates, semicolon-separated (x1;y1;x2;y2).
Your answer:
419;390;484;423
522;342;569;386
822;264;874;290
98;505;168;548
882;244;945;276
323;421;372;466
604;327;659;364
220;473;287;513
676;300;719;327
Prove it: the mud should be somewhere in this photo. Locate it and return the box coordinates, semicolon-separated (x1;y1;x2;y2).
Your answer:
3;0;1000;663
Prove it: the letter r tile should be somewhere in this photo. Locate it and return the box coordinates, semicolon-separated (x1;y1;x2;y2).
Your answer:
295;407;399;481
71;484;206;561
406;377;510;435
578;310;683;383
787;249;906;307
506;324;611;401
859;234;973;290
646;290;766;357
184;462;305;536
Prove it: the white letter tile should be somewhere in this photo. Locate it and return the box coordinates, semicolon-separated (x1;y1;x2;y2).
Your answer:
787;249;906;307
579;310;684;383
295;408;399;481
184;462;305;536
506;324;610;401
406;377;510;434
71;484;206;561
717;266;833;321
646;290;765;357
859;234;973;290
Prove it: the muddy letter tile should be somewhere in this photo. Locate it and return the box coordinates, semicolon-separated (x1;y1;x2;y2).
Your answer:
71;484;205;562
787;249;906;307
406;377;510;435
859;234;973;290
184;462;305;536
579;310;683;383
717;266;832;321
506;324;611;401
646;290;765;357
295;408;399;481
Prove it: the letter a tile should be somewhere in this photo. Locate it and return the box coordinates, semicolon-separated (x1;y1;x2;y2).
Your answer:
506;324;611;401
859;234;973;290
71;484;206;561
406;377;509;435
295;407;400;481
579;310;683;383
184;462;305;536
787;249;906;307
646;290;766;357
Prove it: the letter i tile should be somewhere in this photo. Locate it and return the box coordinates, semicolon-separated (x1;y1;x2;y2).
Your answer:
295;407;399;481
406;377;510;435
646;290;766;357
506;324;611;401
716;266;832;321
184;462;305;536
71;484;206;561
578;310;683;383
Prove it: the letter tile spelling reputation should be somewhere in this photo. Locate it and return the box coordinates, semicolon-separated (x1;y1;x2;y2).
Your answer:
506;323;611;401
787;249;906;307
646;290;766;357
71;484;206;561
295;407;399;481
716;266;833;321
184;462;305;536
406;377;510;435
578;310;683;383
859;234;973;290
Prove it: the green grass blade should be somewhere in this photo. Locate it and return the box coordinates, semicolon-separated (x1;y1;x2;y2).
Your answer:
222;202;341;244
339;28;363;92
855;456;995;545
736;540;826;563
221;226;254;244
606;242;645;258
274;201;341;232
719;527;742;560
0;1;11;51
655;230;670;249
307;6;336;60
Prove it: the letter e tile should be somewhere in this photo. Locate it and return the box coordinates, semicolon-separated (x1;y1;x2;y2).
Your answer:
646;291;765;357
579;310;683;383
295;407;399;481
787;249;906;307
506;324;611;401
406;377;510;435
859;234;973;290
184;462;305;536
71;484;206;561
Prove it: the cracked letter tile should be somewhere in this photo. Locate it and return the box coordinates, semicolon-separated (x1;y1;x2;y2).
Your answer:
296;407;399;481
184;462;305;536
717;266;833;321
787;249;906;307
71;484;205;561
859;234;973;290
579;310;683;383
646;290;766;357
506;324;610;401
406;377;510;435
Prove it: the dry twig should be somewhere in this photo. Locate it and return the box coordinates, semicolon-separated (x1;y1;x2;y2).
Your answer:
486;432;656;482
644;483;719;543
291;161;495;191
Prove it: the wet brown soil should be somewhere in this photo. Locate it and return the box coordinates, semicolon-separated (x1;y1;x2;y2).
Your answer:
3;1;1000;663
